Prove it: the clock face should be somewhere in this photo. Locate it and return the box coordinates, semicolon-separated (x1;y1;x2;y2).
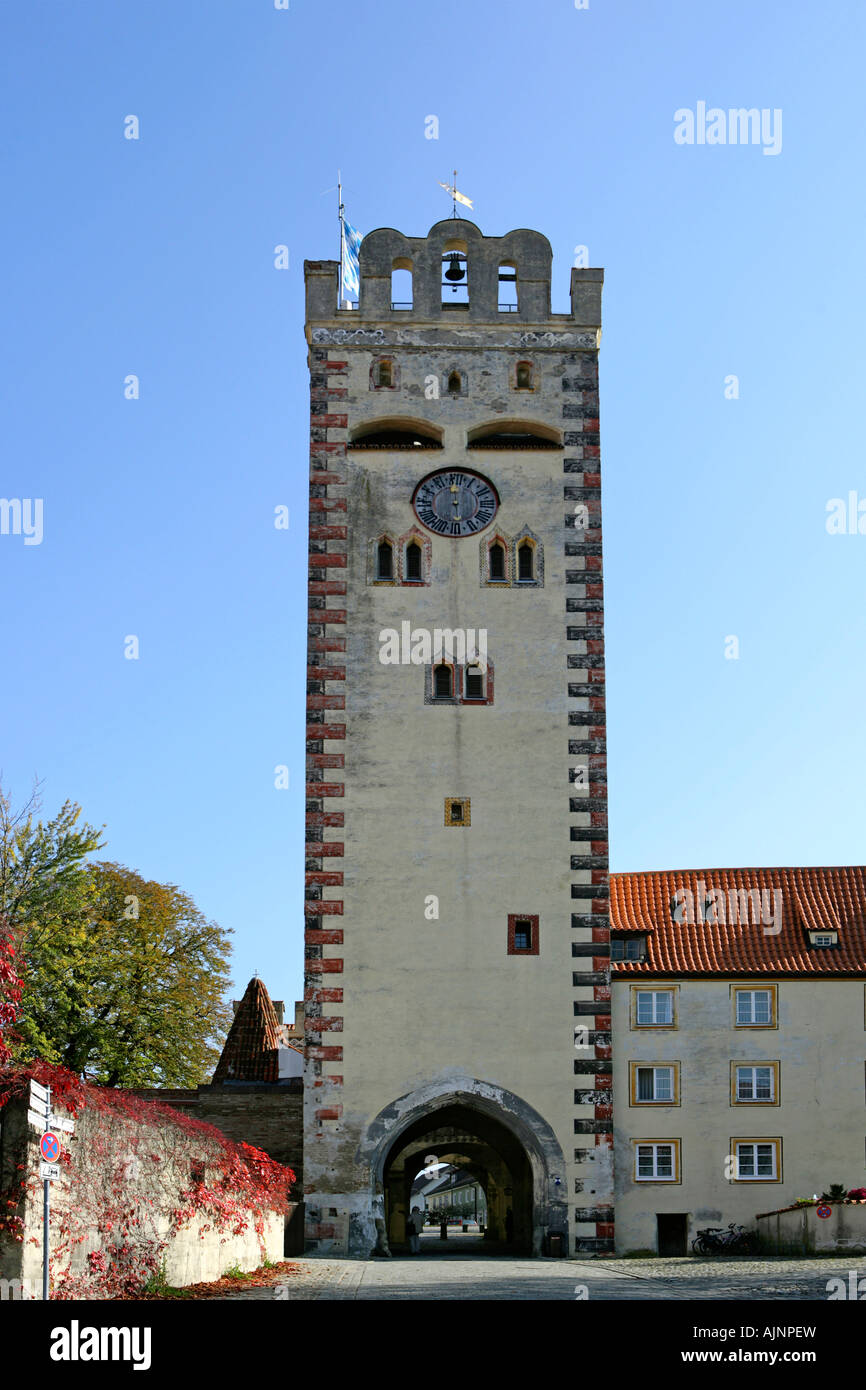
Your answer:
412;470;499;537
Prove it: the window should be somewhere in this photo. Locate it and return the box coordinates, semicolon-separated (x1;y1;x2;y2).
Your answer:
515;361;534;390
464;667;484;700
633;1140;680;1183
733;986;777;1028
630;1063;679;1105
404;541;422;581
498;262;518;312
732;1139;781;1181
377;540;393;580
488;542;506;582
391;262;413;310
445;798;469;826
442;250;468;304
733;1064;777;1103
373;359;393;388
433;664;453;699
447;370;462;394
517;541;535;582
611;937;645;960
632;989;676;1027
507;913;539;956
809;931;837;947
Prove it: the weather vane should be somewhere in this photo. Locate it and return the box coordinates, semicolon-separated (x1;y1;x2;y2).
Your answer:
438;170;473;218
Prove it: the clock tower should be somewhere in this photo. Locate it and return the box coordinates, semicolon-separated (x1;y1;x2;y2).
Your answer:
302;219;612;1256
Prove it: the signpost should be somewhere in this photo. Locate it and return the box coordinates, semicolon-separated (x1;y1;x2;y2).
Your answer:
26;1080;75;1300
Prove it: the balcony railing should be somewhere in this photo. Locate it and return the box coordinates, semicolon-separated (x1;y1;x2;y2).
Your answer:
390;301;413;310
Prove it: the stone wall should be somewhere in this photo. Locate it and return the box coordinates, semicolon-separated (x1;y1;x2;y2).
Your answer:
0;1084;291;1298
134;1080;303;1178
757;1201;866;1255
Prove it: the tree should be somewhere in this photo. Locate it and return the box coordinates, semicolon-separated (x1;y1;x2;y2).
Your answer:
2;781;233;1085
18;862;233;1086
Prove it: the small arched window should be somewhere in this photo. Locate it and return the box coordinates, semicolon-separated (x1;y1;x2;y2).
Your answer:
405;540;422;581
517;541;534;581
489;542;505;581
515;361;534;390
447;371;462;395
434;664;453;698
374;359;393;388
377;540;393;580
498;262;518;311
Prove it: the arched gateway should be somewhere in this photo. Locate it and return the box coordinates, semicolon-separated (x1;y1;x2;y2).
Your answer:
362;1082;568;1256
301;220;613;1258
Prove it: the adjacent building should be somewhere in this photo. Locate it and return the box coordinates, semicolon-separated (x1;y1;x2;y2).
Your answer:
610;866;866;1253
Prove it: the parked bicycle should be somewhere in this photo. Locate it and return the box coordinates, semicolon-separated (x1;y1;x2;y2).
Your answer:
692;1222;756;1255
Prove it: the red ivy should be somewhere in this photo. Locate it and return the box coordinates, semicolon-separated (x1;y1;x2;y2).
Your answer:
0;932;22;1067
0;1062;296;1299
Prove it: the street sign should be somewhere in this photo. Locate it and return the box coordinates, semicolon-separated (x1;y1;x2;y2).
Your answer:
29;1079;49;1104
27;1110;49;1131
39;1162;60;1181
48;1115;75;1134
39;1133;61;1164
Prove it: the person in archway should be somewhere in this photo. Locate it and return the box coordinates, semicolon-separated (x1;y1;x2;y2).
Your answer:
408;1206;424;1254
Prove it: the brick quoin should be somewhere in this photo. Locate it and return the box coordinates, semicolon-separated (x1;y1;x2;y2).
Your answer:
303;901;343;916
304;928;343;945
304;958;344;973
306;1046;343;1061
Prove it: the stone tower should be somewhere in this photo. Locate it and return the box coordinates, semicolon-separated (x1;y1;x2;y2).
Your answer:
302;219;611;1255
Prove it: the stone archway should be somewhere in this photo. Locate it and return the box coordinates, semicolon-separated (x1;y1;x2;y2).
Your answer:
357;1078;568;1257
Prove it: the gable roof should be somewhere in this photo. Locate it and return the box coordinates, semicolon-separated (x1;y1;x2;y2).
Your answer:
609;866;866;976
212;976;281;1082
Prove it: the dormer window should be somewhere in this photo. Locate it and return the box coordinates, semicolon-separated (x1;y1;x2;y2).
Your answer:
611;937;646;961
808;930;838;947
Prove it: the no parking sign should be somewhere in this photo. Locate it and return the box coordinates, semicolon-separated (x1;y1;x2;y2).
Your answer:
816;1204;832;1219
40;1132;61;1164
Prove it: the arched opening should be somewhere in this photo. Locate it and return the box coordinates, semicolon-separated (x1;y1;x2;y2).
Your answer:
381;1102;536;1256
447;370;462;395
467;419;561;450
391;259;413;309
517;540;535;581
377;539;393;580
350;417;443;450
373;359;393;388
515;360;534;390
488;539;506;582
498;261;518;312
441;244;469;306
404;539;422;582
433;663;453;699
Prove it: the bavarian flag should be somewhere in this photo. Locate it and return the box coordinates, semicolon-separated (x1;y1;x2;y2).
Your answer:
342;217;362;300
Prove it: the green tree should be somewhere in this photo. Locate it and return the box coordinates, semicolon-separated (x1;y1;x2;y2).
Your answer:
2;782;233;1085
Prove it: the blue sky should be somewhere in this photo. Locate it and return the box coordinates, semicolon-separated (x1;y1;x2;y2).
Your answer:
2;0;864;1008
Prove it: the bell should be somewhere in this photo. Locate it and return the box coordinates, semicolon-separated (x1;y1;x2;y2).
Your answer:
444;253;465;283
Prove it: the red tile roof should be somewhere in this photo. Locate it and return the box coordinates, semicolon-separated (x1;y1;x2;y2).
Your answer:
609;866;866;976
212;976;281;1082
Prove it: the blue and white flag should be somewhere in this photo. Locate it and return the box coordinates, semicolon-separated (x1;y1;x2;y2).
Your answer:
342;217;362;300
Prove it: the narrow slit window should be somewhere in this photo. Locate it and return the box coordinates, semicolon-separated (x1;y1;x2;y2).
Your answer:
517;542;534;581
434;664;453;698
489;542;505;581
377;540;393;579
405;541;422;581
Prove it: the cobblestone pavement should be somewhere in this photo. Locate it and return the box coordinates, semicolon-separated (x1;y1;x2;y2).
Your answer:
219;1253;866;1301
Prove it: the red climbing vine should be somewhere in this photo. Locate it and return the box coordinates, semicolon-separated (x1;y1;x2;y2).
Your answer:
0;1062;295;1299
0;927;22;1066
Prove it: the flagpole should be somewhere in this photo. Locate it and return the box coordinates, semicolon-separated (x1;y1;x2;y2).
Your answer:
337;169;345;305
